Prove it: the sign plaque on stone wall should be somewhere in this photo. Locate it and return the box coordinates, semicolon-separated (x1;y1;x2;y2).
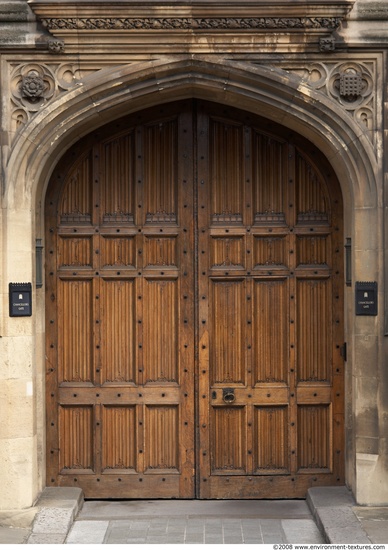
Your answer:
355;281;378;316
9;283;32;317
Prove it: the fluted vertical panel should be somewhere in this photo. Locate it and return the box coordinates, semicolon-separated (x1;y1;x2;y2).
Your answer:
144;120;178;217
210;120;243;216
298;405;331;470
145;406;179;470
296;153;327;217
60;152;92;221
211;280;245;384
102;406;136;470
253;280;288;383
103;133;135;218
58;279;93;382
297;279;331;382
296;236;329;266
59;406;93;470
100;236;136;267
253;236;287;267
101;279;135;383
211;407;246;472
144;236;177;267
210;237;244;268
143;280;178;382
58;236;93;267
254;406;288;471
252;132;286;215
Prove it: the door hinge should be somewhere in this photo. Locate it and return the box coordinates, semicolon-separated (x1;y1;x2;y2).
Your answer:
340;342;347;361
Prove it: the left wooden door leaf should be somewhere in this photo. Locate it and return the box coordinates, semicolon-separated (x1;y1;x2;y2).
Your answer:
46;103;196;498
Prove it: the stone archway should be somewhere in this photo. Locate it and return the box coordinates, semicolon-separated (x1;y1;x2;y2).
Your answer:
2;57;381;507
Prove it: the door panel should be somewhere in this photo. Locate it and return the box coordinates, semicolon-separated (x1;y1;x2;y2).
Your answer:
46;102;195;498
197;101;344;498
46;100;344;499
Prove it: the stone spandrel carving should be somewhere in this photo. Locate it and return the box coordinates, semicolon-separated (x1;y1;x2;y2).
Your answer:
9;62;100;139
280;61;376;147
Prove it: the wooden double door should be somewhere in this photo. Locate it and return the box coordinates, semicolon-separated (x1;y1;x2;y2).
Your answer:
46;100;344;499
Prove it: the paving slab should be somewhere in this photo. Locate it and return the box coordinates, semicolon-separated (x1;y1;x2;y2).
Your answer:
354;507;388;544
66;520;109;544
27;533;67;544
281;519;325;544
0;526;30;544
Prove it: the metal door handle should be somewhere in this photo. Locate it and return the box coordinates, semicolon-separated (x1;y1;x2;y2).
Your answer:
222;388;235;403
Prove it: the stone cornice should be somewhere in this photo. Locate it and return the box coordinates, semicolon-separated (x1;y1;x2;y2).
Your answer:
28;1;355;53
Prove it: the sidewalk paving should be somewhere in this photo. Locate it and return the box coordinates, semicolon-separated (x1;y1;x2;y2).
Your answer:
0;486;386;544
65;499;324;544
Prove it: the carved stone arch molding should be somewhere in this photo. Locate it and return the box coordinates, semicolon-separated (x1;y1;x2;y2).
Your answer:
5;57;377;211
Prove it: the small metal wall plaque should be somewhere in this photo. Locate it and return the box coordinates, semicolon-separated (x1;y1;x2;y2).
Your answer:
9;283;32;317
355;281;377;316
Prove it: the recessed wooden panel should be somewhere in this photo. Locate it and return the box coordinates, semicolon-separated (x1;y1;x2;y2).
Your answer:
60;152;93;224
253;279;288;384
295;153;328;223
210;237;245;269
100;279;136;383
102;133;135;223
144;119;178;222
254;406;289;473
144;236;177;267
298;405;331;470
253;236;287;267
143;280;178;383
211;407;246;473
59;406;93;471
102;406;136;471
58;236;93;268
211;280;245;384
252;132;287;224
144;406;179;471
210;120;244;220
297;236;329;266
100;236;136;268
296;279;332;382
58;279;93;383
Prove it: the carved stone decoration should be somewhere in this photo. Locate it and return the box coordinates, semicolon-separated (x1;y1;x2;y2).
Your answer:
319;36;335;52
40;17;343;32
338;68;363;102
9;62;105;139
47;38;65;54
280;60;376;146
12;64;55;112
21;71;46;102
329;63;373;109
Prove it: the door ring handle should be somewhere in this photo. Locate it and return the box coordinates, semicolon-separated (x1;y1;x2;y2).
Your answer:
222;388;235;403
